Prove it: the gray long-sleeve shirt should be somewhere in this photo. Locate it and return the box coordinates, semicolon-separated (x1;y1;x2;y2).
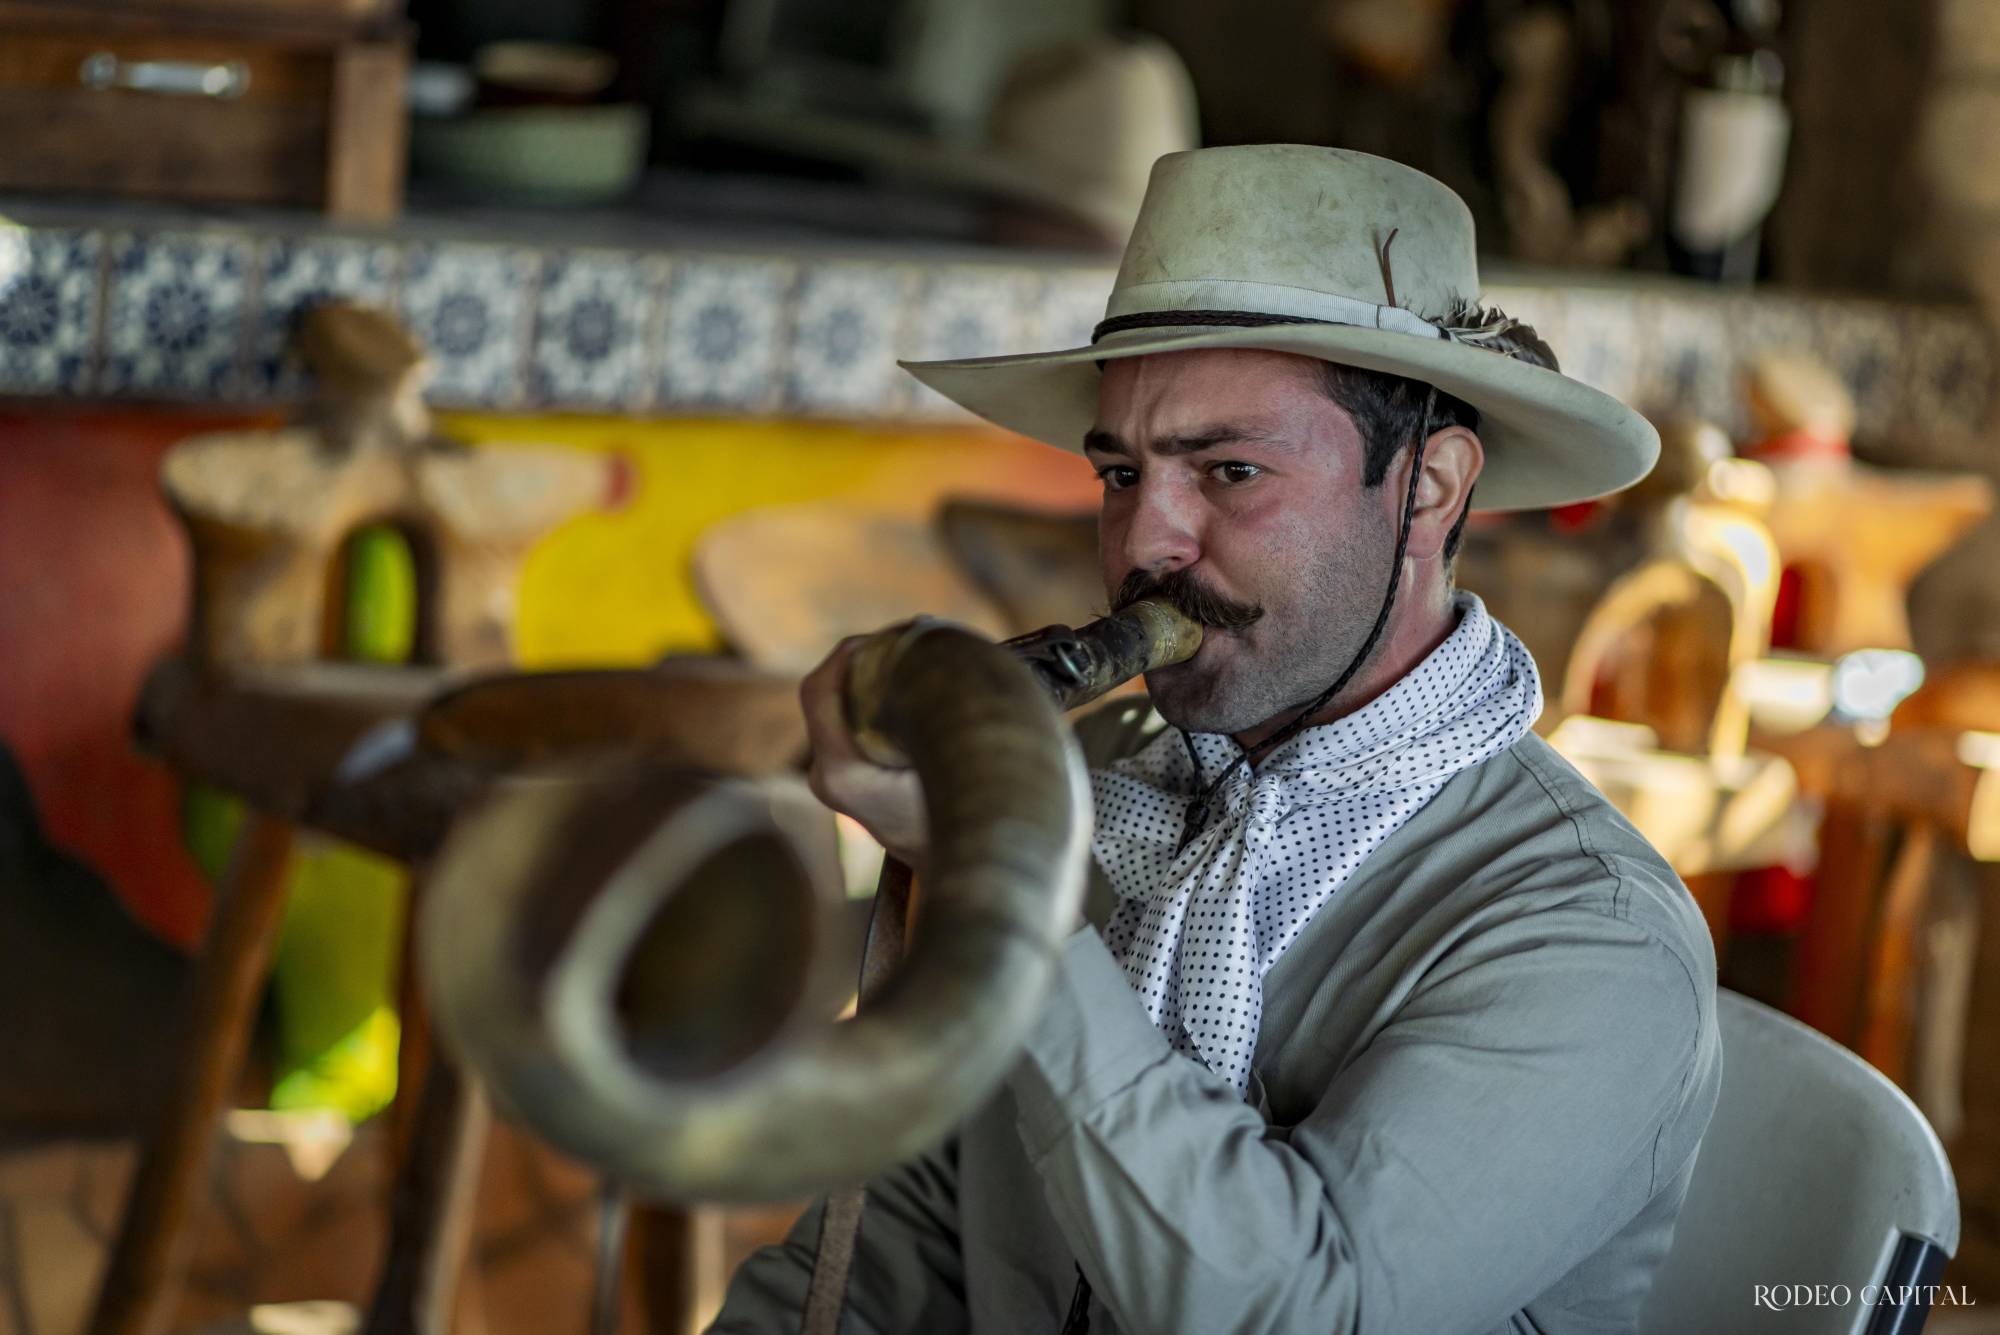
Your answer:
710;700;1722;1334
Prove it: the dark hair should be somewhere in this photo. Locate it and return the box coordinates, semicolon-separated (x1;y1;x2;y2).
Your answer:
1315;362;1480;562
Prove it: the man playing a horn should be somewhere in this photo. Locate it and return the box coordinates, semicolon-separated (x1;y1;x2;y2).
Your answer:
715;145;1720;1335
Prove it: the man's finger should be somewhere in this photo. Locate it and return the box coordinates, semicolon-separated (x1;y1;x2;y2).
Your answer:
800;635;869;769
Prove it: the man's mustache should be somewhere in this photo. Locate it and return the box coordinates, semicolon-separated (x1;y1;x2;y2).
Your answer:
1112;568;1264;632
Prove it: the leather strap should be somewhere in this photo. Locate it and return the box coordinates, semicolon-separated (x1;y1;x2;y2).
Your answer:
802;1188;867;1335
801;856;915;1335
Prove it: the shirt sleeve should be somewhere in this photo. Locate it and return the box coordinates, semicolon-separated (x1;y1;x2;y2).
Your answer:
1006;903;1706;1335
705;1138;970;1335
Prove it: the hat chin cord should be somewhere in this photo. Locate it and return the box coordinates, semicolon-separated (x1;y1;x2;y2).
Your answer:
1058;386;1438;1335
1171;383;1439;853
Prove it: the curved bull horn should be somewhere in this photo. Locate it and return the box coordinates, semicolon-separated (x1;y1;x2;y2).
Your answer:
420;602;1200;1203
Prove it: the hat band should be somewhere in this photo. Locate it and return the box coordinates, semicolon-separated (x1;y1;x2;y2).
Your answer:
1096;277;1450;344
1094;308;1330;342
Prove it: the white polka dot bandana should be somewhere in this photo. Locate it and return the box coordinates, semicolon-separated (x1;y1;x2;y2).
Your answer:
1091;591;1542;1095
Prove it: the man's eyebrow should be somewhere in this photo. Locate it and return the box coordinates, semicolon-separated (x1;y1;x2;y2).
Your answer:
1082;424;1293;458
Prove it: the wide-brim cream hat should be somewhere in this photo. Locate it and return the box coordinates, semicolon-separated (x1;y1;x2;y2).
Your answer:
950;33;1199;241
901;145;1659;512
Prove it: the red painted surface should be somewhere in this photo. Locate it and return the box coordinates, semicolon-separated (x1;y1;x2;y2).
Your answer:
1730;864;1814;934
0;408;263;947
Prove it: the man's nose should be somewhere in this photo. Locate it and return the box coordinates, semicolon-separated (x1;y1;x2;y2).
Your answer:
1118;479;1202;575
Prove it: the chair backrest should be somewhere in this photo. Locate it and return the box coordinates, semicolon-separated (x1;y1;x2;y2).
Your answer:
1639;990;1959;1335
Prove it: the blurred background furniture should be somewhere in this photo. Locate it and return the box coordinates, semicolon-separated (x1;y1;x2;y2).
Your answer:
1767;677;2000;1089
1467;417;1803;952
692;496;1103;676
89;305;632;1335
0;0;411;219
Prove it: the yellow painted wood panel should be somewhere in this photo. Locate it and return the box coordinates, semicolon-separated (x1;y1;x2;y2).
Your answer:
437;415;1098;669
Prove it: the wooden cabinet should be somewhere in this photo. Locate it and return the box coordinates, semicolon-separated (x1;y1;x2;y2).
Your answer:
0;1;410;219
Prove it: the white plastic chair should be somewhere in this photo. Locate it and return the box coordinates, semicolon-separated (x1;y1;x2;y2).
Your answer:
1640;990;1960;1334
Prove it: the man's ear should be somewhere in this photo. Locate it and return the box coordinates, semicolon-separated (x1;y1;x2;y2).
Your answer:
1405;425;1483;561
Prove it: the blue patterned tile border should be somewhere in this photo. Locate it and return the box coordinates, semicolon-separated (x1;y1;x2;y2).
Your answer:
1905;309;1994;462
1529;286;1646;410
1806;301;1916;443
0;215;1989;468
900;265;1040;420
249;237;399;399
787;261;914;417
0;228;99;395
908;267;1031;357
1482;280;1994;463
658;255;792;413
1630;290;1738;432
530;250;661;410
399;243;541;408
101;231;252;399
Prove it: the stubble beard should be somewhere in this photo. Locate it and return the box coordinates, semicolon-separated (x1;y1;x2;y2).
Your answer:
1142;535;1390;738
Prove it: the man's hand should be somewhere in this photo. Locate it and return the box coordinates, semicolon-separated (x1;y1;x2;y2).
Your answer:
801;636;930;870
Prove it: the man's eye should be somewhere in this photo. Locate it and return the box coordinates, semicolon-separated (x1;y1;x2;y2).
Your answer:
1212;462;1262;485
1097;466;1139;491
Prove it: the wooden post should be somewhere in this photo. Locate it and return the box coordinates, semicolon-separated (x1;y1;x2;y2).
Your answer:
362;1060;491;1335
388;868;434;1178
325;36;409;222
1859;823;1942;1084
88;813;297;1335
632;1205;728;1335
365;857;493;1335
1791;803;1890;1045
